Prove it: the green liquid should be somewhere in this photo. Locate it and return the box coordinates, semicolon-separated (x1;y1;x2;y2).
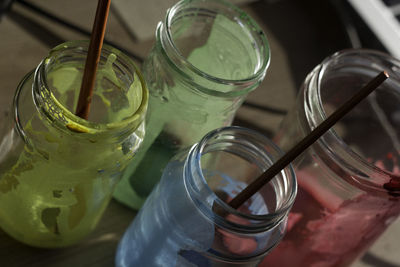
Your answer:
0;54;144;247
129;133;178;197
113;14;260;209
0;140;114;247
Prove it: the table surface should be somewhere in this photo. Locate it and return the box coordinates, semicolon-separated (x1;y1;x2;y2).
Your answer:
0;0;399;266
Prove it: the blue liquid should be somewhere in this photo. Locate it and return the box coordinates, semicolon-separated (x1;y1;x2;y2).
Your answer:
115;161;215;267
116;160;270;266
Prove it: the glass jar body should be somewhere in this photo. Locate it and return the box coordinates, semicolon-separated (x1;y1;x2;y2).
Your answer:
115;126;297;267
113;0;270;210
0;41;148;248
261;49;400;267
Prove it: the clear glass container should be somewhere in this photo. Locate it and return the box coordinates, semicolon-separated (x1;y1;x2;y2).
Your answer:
0;40;148;248
115;126;297;267
113;0;270;209
261;49;400;267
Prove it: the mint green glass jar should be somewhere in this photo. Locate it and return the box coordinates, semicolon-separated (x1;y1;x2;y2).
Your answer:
113;0;270;209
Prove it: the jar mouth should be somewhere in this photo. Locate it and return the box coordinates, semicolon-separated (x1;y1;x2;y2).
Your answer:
33;40;148;136
186;126;297;232
161;0;270;97
309;48;400;194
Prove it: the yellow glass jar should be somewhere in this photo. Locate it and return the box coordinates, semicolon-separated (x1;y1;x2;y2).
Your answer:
0;40;148;248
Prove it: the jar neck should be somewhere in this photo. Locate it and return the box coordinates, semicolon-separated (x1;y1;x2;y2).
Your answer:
156;0;270;98
30;40;148;142
303;49;400;196
184;126;297;234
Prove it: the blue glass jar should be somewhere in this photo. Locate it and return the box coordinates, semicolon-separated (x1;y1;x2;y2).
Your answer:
115;126;297;266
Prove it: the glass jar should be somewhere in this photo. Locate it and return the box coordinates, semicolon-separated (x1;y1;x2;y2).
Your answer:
113;0;270;209
115;126;297;267
261;49;400;267
0;40;148;248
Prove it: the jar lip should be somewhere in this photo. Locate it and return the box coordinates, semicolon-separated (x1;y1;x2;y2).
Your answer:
162;0;270;93
312;48;400;189
34;40;148;136
188;126;297;230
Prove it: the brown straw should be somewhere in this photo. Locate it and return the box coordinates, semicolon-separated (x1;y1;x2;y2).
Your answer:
75;0;111;119
228;71;389;209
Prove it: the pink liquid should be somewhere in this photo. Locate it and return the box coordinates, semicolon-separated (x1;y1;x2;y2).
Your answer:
260;171;400;267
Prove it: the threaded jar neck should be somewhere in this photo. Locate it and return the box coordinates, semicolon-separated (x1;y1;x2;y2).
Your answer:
155;0;270;97
29;40;148;141
184;126;297;234
303;49;400;195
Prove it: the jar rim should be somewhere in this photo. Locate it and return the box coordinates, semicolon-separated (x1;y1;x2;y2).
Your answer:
161;0;270;96
309;48;400;193
33;40;148;136
186;126;297;232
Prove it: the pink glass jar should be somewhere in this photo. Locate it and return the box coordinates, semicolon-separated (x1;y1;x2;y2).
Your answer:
261;49;400;267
